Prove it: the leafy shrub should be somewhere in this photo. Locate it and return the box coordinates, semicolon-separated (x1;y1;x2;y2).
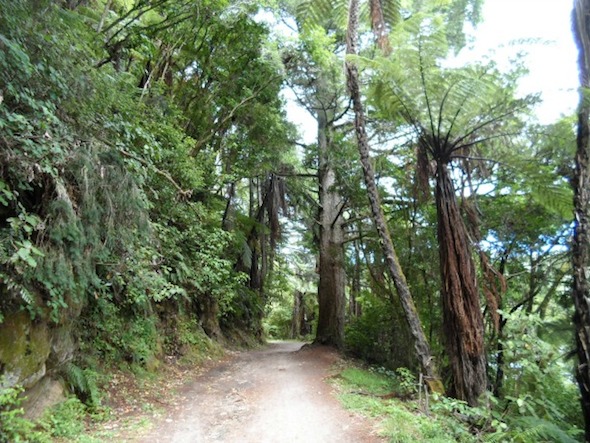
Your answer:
81;298;160;370
345;292;416;369
0;381;37;443
38;397;86;439
493;311;584;438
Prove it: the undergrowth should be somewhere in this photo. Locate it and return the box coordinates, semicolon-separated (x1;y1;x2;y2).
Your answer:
335;366;476;442
333;364;583;443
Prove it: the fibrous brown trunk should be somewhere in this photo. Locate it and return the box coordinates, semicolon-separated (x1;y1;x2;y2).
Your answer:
345;0;437;380
315;109;346;349
435;162;486;406
572;1;590;438
369;0;391;54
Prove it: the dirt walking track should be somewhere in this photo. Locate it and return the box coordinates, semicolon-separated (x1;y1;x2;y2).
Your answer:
137;341;383;443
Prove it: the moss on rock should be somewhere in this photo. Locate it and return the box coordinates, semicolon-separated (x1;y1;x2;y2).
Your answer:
0;311;51;388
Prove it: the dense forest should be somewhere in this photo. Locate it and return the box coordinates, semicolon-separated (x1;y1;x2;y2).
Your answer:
0;0;588;441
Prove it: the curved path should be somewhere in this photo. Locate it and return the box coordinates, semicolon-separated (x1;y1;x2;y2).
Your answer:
138;341;383;443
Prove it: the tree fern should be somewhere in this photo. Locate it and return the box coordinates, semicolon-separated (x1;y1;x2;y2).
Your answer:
486;415;580;443
295;0;349;31
295;0;401;41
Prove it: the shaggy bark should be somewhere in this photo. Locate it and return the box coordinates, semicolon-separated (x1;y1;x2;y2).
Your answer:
345;0;437;379
572;0;590;438
435;162;487;406
369;0;391;54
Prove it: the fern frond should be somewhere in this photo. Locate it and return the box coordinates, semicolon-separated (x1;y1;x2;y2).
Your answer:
295;0;348;30
64;363;101;408
527;180;573;220
241;239;253;270
511;416;578;443
381;0;402;28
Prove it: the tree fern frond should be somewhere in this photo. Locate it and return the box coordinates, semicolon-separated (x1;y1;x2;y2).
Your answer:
241;238;253;269
527;180;573;220
509;416;579;443
381;0;402;28
295;0;348;30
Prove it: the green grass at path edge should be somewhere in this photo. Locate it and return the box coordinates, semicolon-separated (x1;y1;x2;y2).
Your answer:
332;365;478;443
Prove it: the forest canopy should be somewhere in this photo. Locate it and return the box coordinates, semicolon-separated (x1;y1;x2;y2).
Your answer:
0;0;586;441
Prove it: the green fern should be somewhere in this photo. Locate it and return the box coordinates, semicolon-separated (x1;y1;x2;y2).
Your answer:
486;415;580;443
295;0;401;36
63;363;101;408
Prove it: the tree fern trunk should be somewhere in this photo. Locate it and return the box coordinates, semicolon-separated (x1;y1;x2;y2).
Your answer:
369;0;391;54
345;0;437;380
572;1;590;438
435;162;486;406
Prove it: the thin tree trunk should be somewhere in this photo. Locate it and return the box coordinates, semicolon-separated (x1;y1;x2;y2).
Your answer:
435;162;486;406
493;320;506;398
291;290;303;339
572;1;590;438
97;0;112;33
345;0;437;380
350;240;362;317
493;250;509;398
315;109;346;349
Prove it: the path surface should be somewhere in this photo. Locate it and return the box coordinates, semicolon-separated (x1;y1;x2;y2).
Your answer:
138;341;383;443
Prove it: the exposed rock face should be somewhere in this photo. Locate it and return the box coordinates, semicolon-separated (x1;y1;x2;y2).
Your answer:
22;377;66;420
0;312;51;389
0;311;75;419
48;324;77;369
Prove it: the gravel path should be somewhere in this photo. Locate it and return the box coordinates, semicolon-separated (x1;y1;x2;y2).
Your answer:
137;341;383;443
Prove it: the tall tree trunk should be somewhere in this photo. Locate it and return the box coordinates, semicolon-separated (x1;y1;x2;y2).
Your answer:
572;1;590;438
291;290;304;339
345;0;437;380
435;162;486;406
315;109;346;349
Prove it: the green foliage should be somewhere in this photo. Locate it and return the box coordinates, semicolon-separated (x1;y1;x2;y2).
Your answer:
495;311;582;435
264;300;294;339
335;366;476;442
172;317;225;365
486;415;581;443
340;367;396;395
0;380;37;443
80;297;161;372
263;256;317;339
63;364;102;409
0;0;151;323
38;397;86;439
345;292;416;369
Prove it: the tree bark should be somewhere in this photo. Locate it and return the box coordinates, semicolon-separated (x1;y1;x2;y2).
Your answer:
291;290;304;339
369;0;391;54
435;162;487;406
572;1;590;438
350;240;362;317
314;109;346;349
345;0;437;380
